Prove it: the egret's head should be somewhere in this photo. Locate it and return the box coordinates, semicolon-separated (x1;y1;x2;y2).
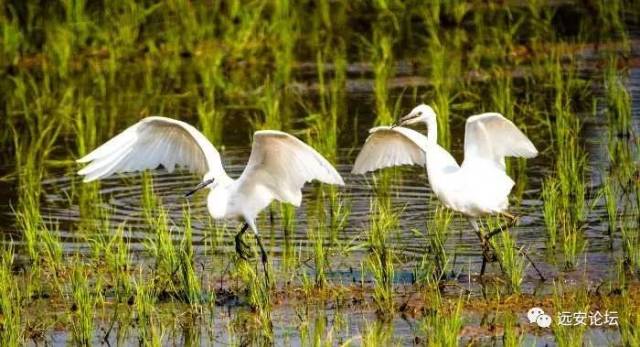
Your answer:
397;104;436;127
184;174;216;198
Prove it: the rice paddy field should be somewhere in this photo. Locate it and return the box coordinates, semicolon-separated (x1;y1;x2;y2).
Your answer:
1;0;639;345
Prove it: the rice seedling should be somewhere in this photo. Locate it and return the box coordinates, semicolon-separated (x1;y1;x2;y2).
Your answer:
254;79;286;131
605;59;632;137
367;196;398;316
560;225;586;271
231;261;272;341
618;289;640;346
0;248;24;346
423;36;453;149
1;1;639;345
542;176;559;249
134;272;163;347
502;312;524;347
421;296;464;347
490;226;526;294
371;27;394;126
551;283;589;347
0;6;24;67
602;176;620;236
415;205;453;283
308;208;329;289
591;0;630;50
143;200;181;296
69;260;102;346
608;136;636;189
178;206;202;307
361;319;394;347
620;222;640;277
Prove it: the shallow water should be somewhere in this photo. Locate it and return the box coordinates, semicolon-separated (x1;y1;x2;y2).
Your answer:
1;66;638;346
2;3;640;345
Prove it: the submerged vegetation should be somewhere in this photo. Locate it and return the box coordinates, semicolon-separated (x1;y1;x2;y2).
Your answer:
0;0;639;345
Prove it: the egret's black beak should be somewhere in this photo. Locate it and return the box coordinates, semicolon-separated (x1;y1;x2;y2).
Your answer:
399;113;415;124
391;113;411;128
185;178;214;197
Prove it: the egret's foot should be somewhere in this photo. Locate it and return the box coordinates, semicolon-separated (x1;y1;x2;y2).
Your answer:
235;232;253;261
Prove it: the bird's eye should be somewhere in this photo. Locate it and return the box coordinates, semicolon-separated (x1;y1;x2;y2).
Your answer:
417;112;422;116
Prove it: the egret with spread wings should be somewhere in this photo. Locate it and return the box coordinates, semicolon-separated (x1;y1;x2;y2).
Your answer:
352;104;538;276
77;116;344;281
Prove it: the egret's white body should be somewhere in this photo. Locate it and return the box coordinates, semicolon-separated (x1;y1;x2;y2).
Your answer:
352;104;538;220
353;104;540;276
77;117;344;258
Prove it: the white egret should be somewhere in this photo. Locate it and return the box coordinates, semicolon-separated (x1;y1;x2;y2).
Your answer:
352;104;541;277
77;116;345;281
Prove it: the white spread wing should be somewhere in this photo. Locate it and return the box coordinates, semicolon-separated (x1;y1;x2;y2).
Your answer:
351;126;427;174
462;113;538;171
77;116;225;182
236;130;344;207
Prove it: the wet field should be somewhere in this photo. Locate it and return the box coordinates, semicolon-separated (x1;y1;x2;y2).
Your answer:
1;1;639;345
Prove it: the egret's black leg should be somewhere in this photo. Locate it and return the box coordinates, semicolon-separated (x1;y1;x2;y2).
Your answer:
235;223;251;260
269;207;275;227
486;213;519;240
515;246;546;281
486;227;504;240
470;219;499;277
254;233;270;287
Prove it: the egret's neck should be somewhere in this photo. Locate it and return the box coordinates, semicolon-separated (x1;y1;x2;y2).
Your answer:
422;117;438;145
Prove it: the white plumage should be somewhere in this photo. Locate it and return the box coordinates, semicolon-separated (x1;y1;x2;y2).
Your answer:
352;104;538;218
78;116;344;272
352;126;427;174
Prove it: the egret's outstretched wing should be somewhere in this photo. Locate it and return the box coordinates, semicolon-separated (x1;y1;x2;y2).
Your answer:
351;126;427;174
462;113;538;170
237;131;344;207
77;116;225;182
